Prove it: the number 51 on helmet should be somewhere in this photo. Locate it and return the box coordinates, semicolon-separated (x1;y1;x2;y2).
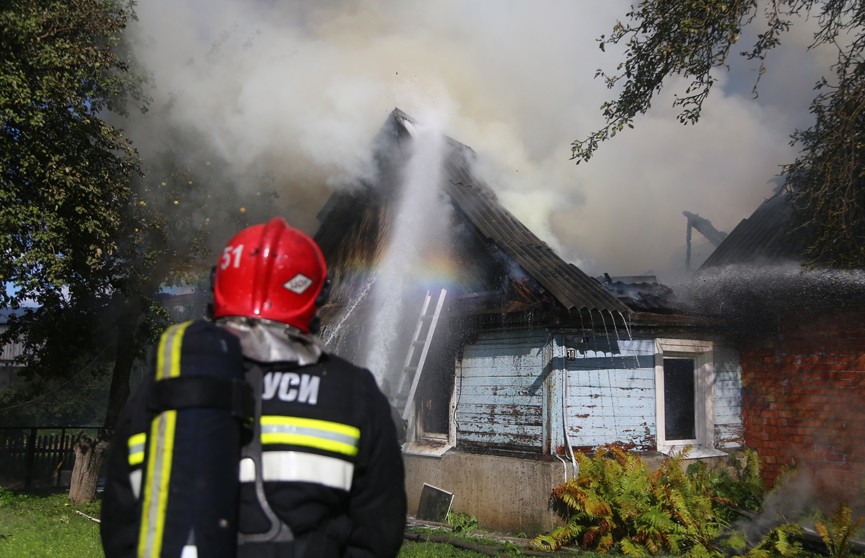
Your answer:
212;217;329;333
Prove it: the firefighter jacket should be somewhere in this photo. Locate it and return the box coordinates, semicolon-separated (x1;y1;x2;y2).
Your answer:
238;354;406;557
100;319;407;558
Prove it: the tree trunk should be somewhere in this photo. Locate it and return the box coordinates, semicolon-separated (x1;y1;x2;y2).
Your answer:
103;296;142;438
68;436;109;504
68;297;142;504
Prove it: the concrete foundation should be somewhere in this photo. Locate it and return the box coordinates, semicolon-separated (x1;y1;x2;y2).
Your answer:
403;450;575;536
402;448;729;536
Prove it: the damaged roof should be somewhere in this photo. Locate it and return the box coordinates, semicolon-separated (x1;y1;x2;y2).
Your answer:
436;139;629;316
596;275;677;314
700;191;803;268
315;108;630;319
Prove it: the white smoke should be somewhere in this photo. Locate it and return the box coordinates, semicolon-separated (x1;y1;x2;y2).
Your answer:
128;0;831;282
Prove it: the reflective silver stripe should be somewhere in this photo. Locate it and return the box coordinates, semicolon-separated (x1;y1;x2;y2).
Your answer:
129;469;142;500
239;457;256;482
238;451;354;491
128;432;146;466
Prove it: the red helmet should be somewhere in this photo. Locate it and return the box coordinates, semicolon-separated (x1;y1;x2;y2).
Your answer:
212;217;327;332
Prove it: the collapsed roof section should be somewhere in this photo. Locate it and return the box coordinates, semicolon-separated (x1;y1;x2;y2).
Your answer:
314;108;630;326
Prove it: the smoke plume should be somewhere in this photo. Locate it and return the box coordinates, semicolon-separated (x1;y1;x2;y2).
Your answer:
127;0;831;282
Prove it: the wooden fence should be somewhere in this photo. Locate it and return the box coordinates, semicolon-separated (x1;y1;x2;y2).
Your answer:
0;426;103;489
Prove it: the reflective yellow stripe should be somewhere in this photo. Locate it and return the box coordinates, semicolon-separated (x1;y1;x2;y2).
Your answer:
260;415;360;457
138;321;191;558
128;432;147;467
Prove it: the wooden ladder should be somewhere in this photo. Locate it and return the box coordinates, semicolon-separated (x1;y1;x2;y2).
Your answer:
395;289;447;420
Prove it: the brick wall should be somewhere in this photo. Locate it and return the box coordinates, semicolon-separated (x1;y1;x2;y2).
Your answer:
740;304;865;509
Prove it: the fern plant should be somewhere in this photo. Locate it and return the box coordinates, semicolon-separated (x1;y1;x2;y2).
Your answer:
712;449;765;517
532;445;729;556
741;522;804;558
814;503;864;558
534;445;865;558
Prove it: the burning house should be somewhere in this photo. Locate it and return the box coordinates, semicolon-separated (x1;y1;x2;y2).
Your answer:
313;109;746;533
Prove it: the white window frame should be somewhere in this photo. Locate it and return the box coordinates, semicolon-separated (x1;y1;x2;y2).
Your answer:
654;339;724;458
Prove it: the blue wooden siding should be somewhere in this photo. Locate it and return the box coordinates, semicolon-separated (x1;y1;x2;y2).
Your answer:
455;330;744;453
455;330;547;450
563;338;657;450
713;345;743;448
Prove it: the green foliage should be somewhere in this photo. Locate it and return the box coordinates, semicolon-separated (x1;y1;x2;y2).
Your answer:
534;446;865;558
687;449;765;523
399;540;489;557
0;0;146;306
0;0;151;430
0;360;111;425
447;511;479;536
533;445;719;555
573;0;756;164
783;63;865;268
532;446;773;557
814;503;864;558
739;522;804;558
0;0;280;437
577;0;865;268
572;0;767;163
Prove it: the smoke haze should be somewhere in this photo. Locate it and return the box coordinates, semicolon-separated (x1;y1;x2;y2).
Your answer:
128;0;832;283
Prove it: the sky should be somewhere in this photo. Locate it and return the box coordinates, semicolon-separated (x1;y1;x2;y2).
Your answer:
127;0;834;284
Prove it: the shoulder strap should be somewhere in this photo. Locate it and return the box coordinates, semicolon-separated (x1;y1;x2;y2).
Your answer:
148;376;254;425
237;365;295;547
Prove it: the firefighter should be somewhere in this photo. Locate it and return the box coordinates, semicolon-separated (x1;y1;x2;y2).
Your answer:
101;217;407;558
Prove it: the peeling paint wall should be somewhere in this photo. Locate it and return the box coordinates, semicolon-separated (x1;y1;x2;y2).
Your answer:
439;326;746;532
563;338;657;449
454;329;743;454
714;345;744;449
560;336;743;452
455;330;547;451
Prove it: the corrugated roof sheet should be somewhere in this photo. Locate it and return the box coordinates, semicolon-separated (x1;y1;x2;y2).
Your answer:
439;140;630;315
700;192;802;269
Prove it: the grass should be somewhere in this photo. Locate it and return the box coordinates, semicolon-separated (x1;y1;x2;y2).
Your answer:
0;487;103;557
0;487;505;557
400;539;491;557
4;486;861;558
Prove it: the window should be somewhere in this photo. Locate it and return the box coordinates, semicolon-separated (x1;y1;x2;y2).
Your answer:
414;359;452;439
654;339;723;457
664;358;696;441
402;330;457;457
